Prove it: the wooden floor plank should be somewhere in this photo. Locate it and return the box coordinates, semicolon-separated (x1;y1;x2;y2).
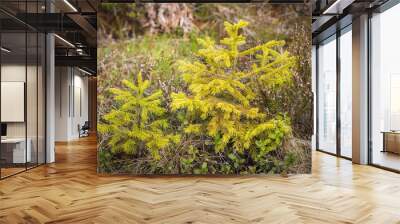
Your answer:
0;136;400;223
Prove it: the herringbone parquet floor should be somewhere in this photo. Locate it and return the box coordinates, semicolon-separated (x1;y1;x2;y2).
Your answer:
1;136;400;224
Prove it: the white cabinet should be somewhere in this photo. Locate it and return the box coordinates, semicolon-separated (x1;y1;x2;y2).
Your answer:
1;138;32;163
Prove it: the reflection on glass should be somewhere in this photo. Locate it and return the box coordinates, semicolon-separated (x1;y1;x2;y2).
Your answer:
27;31;38;169
318;36;337;154
371;3;400;171
1;31;27;177
340;28;352;158
38;33;46;165
0;1;47;179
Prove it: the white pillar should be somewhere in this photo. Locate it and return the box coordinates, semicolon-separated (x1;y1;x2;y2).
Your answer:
352;14;369;164
46;32;55;163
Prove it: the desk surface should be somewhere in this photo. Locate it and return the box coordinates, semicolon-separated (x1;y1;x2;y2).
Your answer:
381;131;400;134
1;138;27;143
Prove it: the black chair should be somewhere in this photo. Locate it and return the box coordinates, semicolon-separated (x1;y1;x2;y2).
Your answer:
79;121;90;138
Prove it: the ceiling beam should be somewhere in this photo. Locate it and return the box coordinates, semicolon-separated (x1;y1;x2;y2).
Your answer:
67;13;97;39
14;13;82;32
55;55;96;72
101;0;305;2
322;0;356;14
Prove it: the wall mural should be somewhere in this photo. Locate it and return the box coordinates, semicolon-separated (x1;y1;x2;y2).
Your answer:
97;3;312;175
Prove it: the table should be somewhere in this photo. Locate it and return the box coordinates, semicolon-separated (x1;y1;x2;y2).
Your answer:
382;131;400;154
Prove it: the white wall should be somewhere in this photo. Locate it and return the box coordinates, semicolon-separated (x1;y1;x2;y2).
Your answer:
72;73;89;138
55;67;89;141
55;67;70;141
1;65;39;137
1;65;27;140
1;63;46;164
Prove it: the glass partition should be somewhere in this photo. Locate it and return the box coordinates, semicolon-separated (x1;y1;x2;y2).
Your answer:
339;26;352;158
0;1;46;179
317;35;337;154
371;3;400;171
38;32;45;165
27;31;38;169
1;31;28;177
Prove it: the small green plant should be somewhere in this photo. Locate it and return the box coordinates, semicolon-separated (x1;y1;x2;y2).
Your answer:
98;20;303;175
98;72;180;160
171;20;294;158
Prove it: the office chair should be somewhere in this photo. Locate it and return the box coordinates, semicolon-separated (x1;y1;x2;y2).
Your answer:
79;121;90;138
